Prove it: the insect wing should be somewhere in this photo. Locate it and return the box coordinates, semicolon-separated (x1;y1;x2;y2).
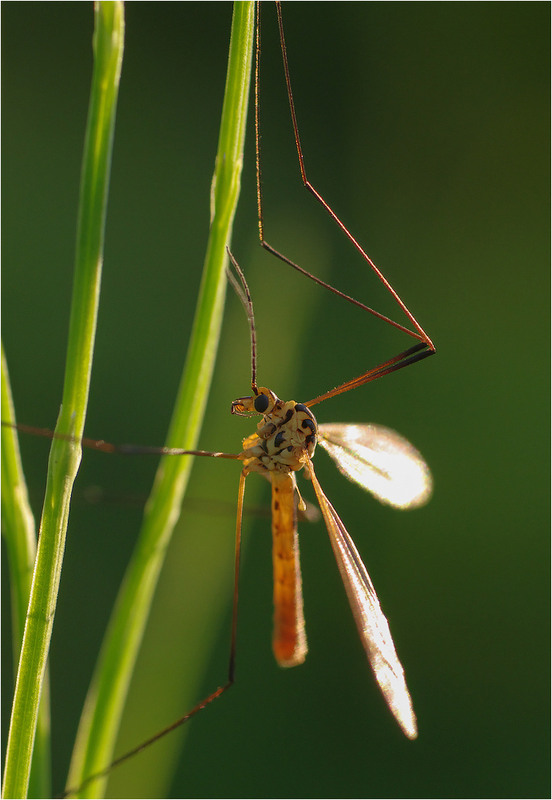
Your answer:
318;423;432;510
308;464;418;739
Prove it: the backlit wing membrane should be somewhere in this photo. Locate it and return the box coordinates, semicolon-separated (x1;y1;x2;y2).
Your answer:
308;463;418;739
318;423;432;510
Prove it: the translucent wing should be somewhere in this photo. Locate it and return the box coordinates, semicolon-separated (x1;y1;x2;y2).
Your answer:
308;463;418;739
318;423;432;509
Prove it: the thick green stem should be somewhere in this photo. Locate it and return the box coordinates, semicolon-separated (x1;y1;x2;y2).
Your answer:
1;5;124;798
1;346;51;798
66;4;255;797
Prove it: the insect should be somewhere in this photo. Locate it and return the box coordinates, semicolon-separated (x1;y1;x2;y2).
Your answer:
223;251;433;741
2;2;436;797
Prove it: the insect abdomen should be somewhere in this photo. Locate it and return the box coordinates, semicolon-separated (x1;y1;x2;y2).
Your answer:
271;472;307;667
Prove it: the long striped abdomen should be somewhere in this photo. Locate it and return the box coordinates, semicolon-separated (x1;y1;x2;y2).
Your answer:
271;471;307;667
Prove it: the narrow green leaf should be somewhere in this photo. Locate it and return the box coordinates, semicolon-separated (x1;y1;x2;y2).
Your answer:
66;3;256;797
1;4;124;797
1;346;51;798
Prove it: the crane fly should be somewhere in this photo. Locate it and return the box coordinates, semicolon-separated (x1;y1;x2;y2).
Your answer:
225;252;433;741
3;2;436;796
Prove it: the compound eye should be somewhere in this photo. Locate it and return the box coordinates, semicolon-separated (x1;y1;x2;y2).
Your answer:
254;393;270;413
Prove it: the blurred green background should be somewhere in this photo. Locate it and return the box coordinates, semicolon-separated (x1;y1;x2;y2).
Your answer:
2;2;549;798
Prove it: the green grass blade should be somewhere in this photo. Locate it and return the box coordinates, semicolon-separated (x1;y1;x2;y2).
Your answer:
66;3;255;797
1;346;51;798
1;5;124;798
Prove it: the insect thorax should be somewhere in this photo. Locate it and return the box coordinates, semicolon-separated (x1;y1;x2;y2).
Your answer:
233;387;318;476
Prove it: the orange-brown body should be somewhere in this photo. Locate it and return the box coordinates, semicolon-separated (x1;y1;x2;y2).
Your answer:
271;471;306;666
235;388;317;669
